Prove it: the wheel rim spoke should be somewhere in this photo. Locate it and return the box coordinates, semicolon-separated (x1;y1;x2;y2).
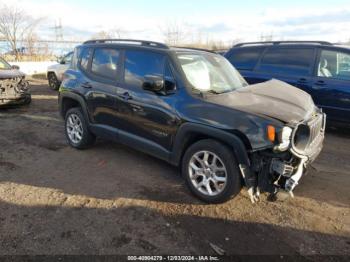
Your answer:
189;150;227;197
66;113;83;144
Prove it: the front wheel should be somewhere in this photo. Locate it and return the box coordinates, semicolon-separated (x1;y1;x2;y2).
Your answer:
48;73;60;90
182;139;242;203
65;107;95;149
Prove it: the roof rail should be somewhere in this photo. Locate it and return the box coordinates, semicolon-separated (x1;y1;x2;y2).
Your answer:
83;39;169;49
234;41;333;47
173;46;216;53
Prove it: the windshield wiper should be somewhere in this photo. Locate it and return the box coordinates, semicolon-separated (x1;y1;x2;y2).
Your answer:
206;90;223;94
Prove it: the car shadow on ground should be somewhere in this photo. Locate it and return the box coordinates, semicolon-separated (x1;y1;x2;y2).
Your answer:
0;200;349;257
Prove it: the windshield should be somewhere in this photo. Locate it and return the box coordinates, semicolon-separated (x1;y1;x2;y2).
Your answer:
177;53;248;94
0;57;11;70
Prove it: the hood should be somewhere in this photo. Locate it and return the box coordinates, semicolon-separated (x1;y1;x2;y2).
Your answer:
207;79;315;124
0;69;25;79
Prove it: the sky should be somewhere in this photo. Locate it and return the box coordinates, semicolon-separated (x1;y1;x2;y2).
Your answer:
1;0;350;45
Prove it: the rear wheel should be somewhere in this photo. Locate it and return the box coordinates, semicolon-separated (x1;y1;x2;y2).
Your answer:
48;72;60;90
65;107;95;149
182;139;242;203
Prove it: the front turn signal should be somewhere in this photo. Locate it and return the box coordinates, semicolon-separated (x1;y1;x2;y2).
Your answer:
267;125;276;142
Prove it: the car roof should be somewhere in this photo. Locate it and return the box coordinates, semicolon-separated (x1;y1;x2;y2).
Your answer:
80;39;217;55
230;41;350;51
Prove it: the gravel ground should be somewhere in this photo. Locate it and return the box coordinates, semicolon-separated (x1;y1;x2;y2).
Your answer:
0;78;349;257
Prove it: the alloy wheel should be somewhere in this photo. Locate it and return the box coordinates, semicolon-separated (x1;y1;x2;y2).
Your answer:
188;150;227;196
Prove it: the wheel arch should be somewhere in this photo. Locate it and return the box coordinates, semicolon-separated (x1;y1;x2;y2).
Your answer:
170;123;251;167
59;93;90;123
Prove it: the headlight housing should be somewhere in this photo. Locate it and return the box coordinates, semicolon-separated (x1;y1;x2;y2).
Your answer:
274;126;293;152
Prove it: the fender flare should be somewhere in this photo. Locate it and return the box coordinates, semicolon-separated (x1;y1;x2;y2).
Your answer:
170;122;250;166
59;92;90;123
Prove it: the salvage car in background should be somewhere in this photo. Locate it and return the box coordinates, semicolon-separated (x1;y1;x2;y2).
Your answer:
0;57;30;107
225;41;350;125
47;51;73;90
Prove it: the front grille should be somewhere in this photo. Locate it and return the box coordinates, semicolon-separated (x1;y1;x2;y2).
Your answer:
308;114;324;147
292;113;325;157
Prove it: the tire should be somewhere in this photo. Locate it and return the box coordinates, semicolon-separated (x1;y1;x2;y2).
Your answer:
182;139;242;203
48;72;60;90
22;95;31;105
65;107;95;149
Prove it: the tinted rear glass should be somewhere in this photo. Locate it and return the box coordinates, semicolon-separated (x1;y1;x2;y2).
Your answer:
79;48;92;71
91;48;119;79
227;48;263;70
259;48;315;75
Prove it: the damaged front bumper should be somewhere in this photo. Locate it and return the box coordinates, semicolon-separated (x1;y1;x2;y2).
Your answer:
242;112;326;203
0;77;31;107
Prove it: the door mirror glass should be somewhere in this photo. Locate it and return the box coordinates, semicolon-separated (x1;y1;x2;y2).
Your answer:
164;79;176;93
143;75;164;92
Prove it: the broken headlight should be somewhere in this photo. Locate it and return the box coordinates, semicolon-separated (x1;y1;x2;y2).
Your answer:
274;126;293;152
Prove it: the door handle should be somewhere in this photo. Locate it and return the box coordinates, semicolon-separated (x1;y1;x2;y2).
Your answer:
298;78;308;84
118;92;132;100
81;82;92;88
314;80;326;86
313;80;327;89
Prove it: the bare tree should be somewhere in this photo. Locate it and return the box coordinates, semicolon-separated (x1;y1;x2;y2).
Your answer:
0;3;42;60
92;27;128;40
92;30;112;39
160;20;188;46
110;27;127;38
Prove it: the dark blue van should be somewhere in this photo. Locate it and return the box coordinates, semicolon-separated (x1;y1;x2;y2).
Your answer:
225;41;350;124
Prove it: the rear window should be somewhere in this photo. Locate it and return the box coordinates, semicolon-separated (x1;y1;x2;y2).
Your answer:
227;48;263;70
259;48;315;76
91;48;119;79
79;48;92;71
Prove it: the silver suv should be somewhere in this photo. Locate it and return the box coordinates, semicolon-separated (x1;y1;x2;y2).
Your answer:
47;52;73;90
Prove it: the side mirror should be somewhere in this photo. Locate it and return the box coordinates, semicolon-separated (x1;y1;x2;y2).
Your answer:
60;60;66;65
11;65;20;70
164;79;176;93
142;75;164;92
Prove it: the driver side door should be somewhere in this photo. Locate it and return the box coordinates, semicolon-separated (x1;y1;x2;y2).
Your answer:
116;50;180;154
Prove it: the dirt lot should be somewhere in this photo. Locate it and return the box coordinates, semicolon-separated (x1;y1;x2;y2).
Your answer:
0;78;349;257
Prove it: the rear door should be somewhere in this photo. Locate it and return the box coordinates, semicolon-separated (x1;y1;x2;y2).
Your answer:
254;46;316;91
312;48;350;123
81;47;122;128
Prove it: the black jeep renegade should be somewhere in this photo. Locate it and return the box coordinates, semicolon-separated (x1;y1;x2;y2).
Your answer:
59;39;326;203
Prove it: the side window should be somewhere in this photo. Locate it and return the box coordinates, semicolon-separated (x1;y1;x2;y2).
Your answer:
124;50;164;88
317;49;350;81
259;48;315;76
79;48;92;71
91;48;119;79
228;48;263;70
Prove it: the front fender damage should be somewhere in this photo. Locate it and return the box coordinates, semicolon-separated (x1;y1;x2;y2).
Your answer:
240;151;309;203
0;77;31;107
